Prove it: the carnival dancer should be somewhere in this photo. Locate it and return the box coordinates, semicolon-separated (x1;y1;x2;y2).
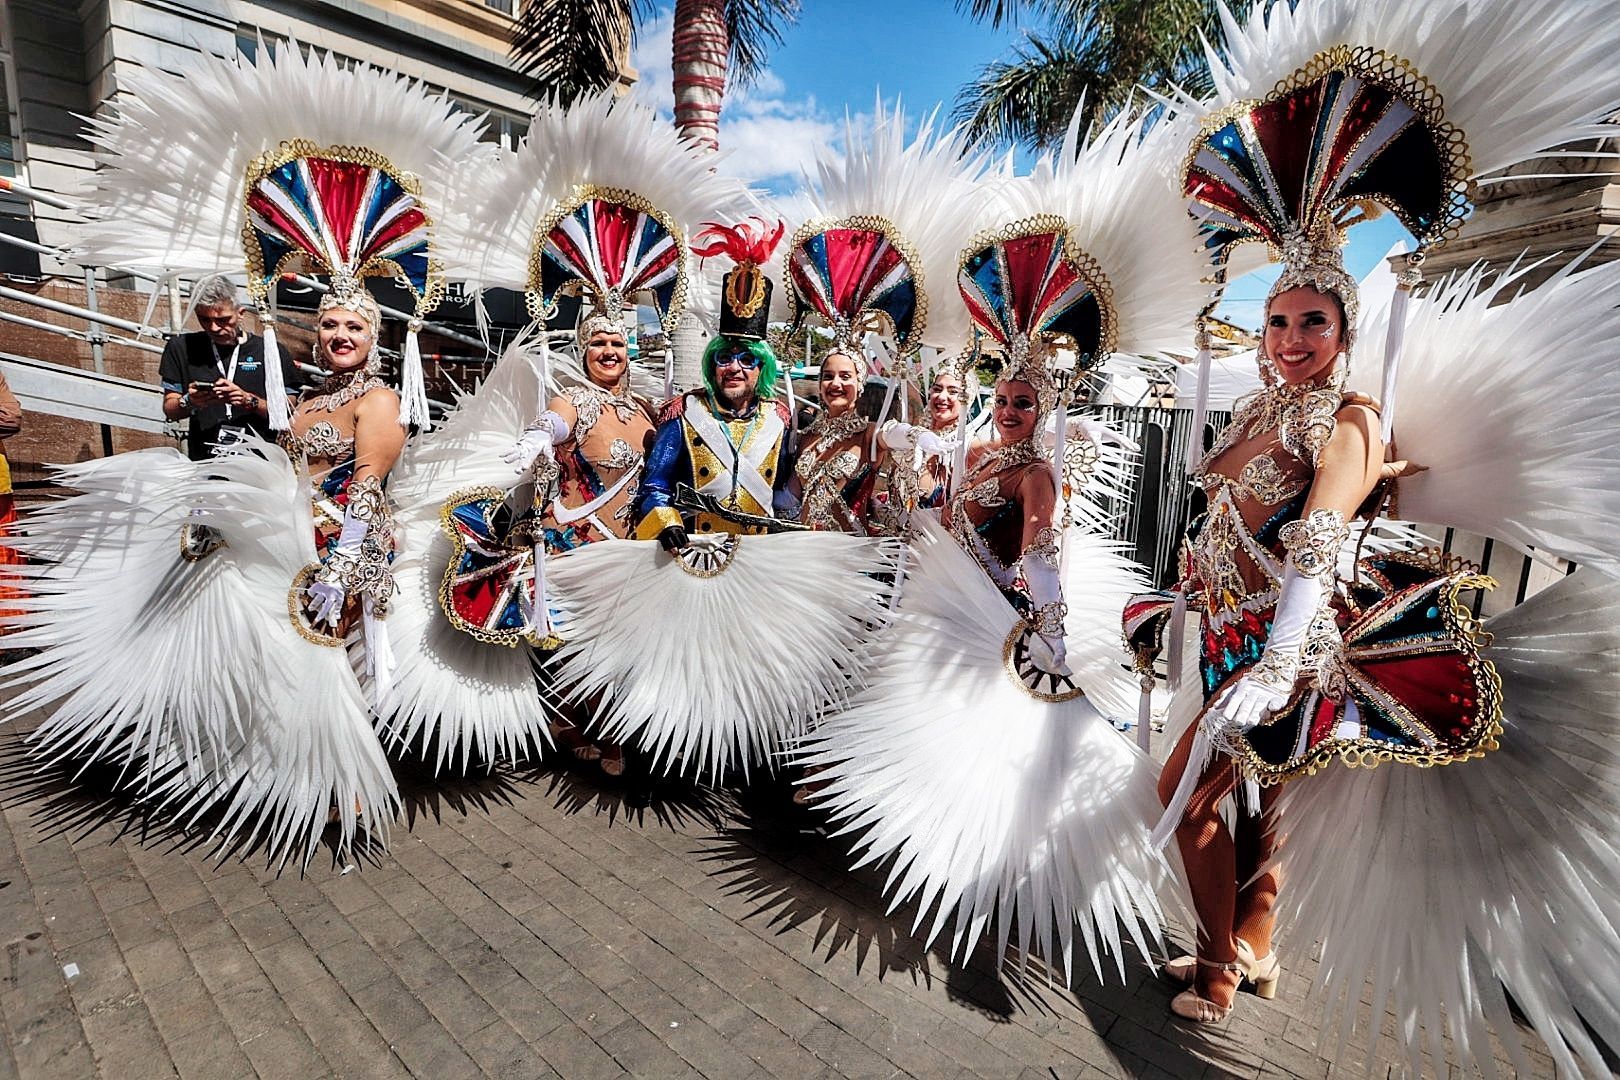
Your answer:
3;44;488;862
536;230;900;782
499;312;656;774
1127;2;1620;1071
798;108;1212;979
378;90;754;772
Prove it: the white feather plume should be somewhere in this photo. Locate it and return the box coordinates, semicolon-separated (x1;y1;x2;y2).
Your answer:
543;532;898;782
797;102;993;351
76;42;494;277
797;516;1167;979
1365;253;1620;577
442;91;760;294
6;444;397;864
378;333;556;771
1275;567;1620;1078
999;107;1215;360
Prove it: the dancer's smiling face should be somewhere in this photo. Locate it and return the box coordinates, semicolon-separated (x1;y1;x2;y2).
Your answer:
1264;286;1346;386
992;378;1039;443
928;373;964;431
584;328;630;389
818;351;862;417
318;308;373;373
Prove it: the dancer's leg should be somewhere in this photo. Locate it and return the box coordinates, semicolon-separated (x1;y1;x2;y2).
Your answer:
1233;784;1283;958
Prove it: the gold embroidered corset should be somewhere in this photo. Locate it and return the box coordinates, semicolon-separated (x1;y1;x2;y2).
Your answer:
545;385;655;540
795;426;874;534
1191;424;1314;616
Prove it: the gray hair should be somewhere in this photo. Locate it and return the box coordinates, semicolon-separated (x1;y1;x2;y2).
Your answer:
189;274;242;313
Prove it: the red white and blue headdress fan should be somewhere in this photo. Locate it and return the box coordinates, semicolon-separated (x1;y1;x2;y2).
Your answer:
1183;49;1470;448
958;215;1116;533
1184;0;1620;449
529;188;688;336
787;219;925;362
74;43;488;432
958;216;1115;378
243;141;445;430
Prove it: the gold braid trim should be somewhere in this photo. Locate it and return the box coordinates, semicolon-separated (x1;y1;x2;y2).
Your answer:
1230;561;1503;786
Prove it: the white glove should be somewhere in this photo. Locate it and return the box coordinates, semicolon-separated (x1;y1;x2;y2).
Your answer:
1028;630;1070;676
306;579;346;628
304;480;390;629
1206;672;1290;733
1206;535;1339;733
501;411;570;472
877;421;948;463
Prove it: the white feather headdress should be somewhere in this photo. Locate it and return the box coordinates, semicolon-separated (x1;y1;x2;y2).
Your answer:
441;90;758;336
788;102;991;356
957;106;1212;403
77;43;495;429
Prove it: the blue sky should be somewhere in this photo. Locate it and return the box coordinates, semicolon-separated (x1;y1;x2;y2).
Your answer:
629;2;1413;331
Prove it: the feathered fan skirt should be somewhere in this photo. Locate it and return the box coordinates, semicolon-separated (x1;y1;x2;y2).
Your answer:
796;515;1169;980
1267;568;1620;1079
2;445;396;865
543;529;899;782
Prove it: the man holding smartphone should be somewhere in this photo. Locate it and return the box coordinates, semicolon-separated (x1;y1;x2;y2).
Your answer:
160;275;300;460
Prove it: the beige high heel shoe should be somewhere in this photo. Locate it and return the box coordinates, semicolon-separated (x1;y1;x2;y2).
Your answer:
1236;937;1281;1000
1170;957;1243;1022
1165;937;1282;999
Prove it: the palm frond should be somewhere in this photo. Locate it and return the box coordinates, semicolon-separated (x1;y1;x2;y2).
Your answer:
510;0;653;103
724;0;801;89
954;0;1222;151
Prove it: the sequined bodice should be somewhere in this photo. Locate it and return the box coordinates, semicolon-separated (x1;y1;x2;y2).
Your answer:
1190;419;1316;621
945;440;1046;587
796;427;872;534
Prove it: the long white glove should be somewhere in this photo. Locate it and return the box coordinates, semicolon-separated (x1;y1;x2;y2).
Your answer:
306;478;393;629
501;410;570;472
877;421;948;465
1021;526;1070;675
1207;508;1346;732
307;510;371;628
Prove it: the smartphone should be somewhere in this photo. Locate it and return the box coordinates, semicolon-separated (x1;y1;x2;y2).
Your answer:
190;381;214;392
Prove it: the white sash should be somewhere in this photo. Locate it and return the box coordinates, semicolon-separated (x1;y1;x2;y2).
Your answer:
684;399;783;514
550;466;637;526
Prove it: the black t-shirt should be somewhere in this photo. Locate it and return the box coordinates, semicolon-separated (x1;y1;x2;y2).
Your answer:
158;331;299;460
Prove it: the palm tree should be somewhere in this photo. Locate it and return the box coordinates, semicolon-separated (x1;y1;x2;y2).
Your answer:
953;0;1225;151
509;0;799;152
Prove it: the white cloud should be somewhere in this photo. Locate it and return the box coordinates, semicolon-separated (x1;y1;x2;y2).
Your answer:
627;6;867;194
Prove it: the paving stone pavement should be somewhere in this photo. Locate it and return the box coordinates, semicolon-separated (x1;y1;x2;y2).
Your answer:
0;701;1563;1080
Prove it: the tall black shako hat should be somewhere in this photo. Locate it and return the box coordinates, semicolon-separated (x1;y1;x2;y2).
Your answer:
693;217;784;342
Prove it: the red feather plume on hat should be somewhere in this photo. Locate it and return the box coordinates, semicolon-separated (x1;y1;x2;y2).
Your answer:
692;216;785;267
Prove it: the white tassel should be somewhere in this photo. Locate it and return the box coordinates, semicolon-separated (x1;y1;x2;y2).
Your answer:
1151;725;1214;850
1136;677;1153;752
399;319;431;430
1184;338;1212;472
362;595;395;711
783;358;799;454
530;542;552;639
950;407;968;499
262;317;290;431
1380;254;1422;445
1166;588;1188;689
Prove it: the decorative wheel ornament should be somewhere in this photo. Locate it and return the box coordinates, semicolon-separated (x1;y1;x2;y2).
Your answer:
1001;624;1085;702
287;563;347;647
179;521;227;563
675;533;741;578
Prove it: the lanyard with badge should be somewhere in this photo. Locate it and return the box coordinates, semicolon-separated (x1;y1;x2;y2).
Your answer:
210;333;250;452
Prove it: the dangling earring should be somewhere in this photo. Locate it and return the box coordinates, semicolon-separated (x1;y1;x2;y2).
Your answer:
1255;343;1280;388
363;348;381;378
